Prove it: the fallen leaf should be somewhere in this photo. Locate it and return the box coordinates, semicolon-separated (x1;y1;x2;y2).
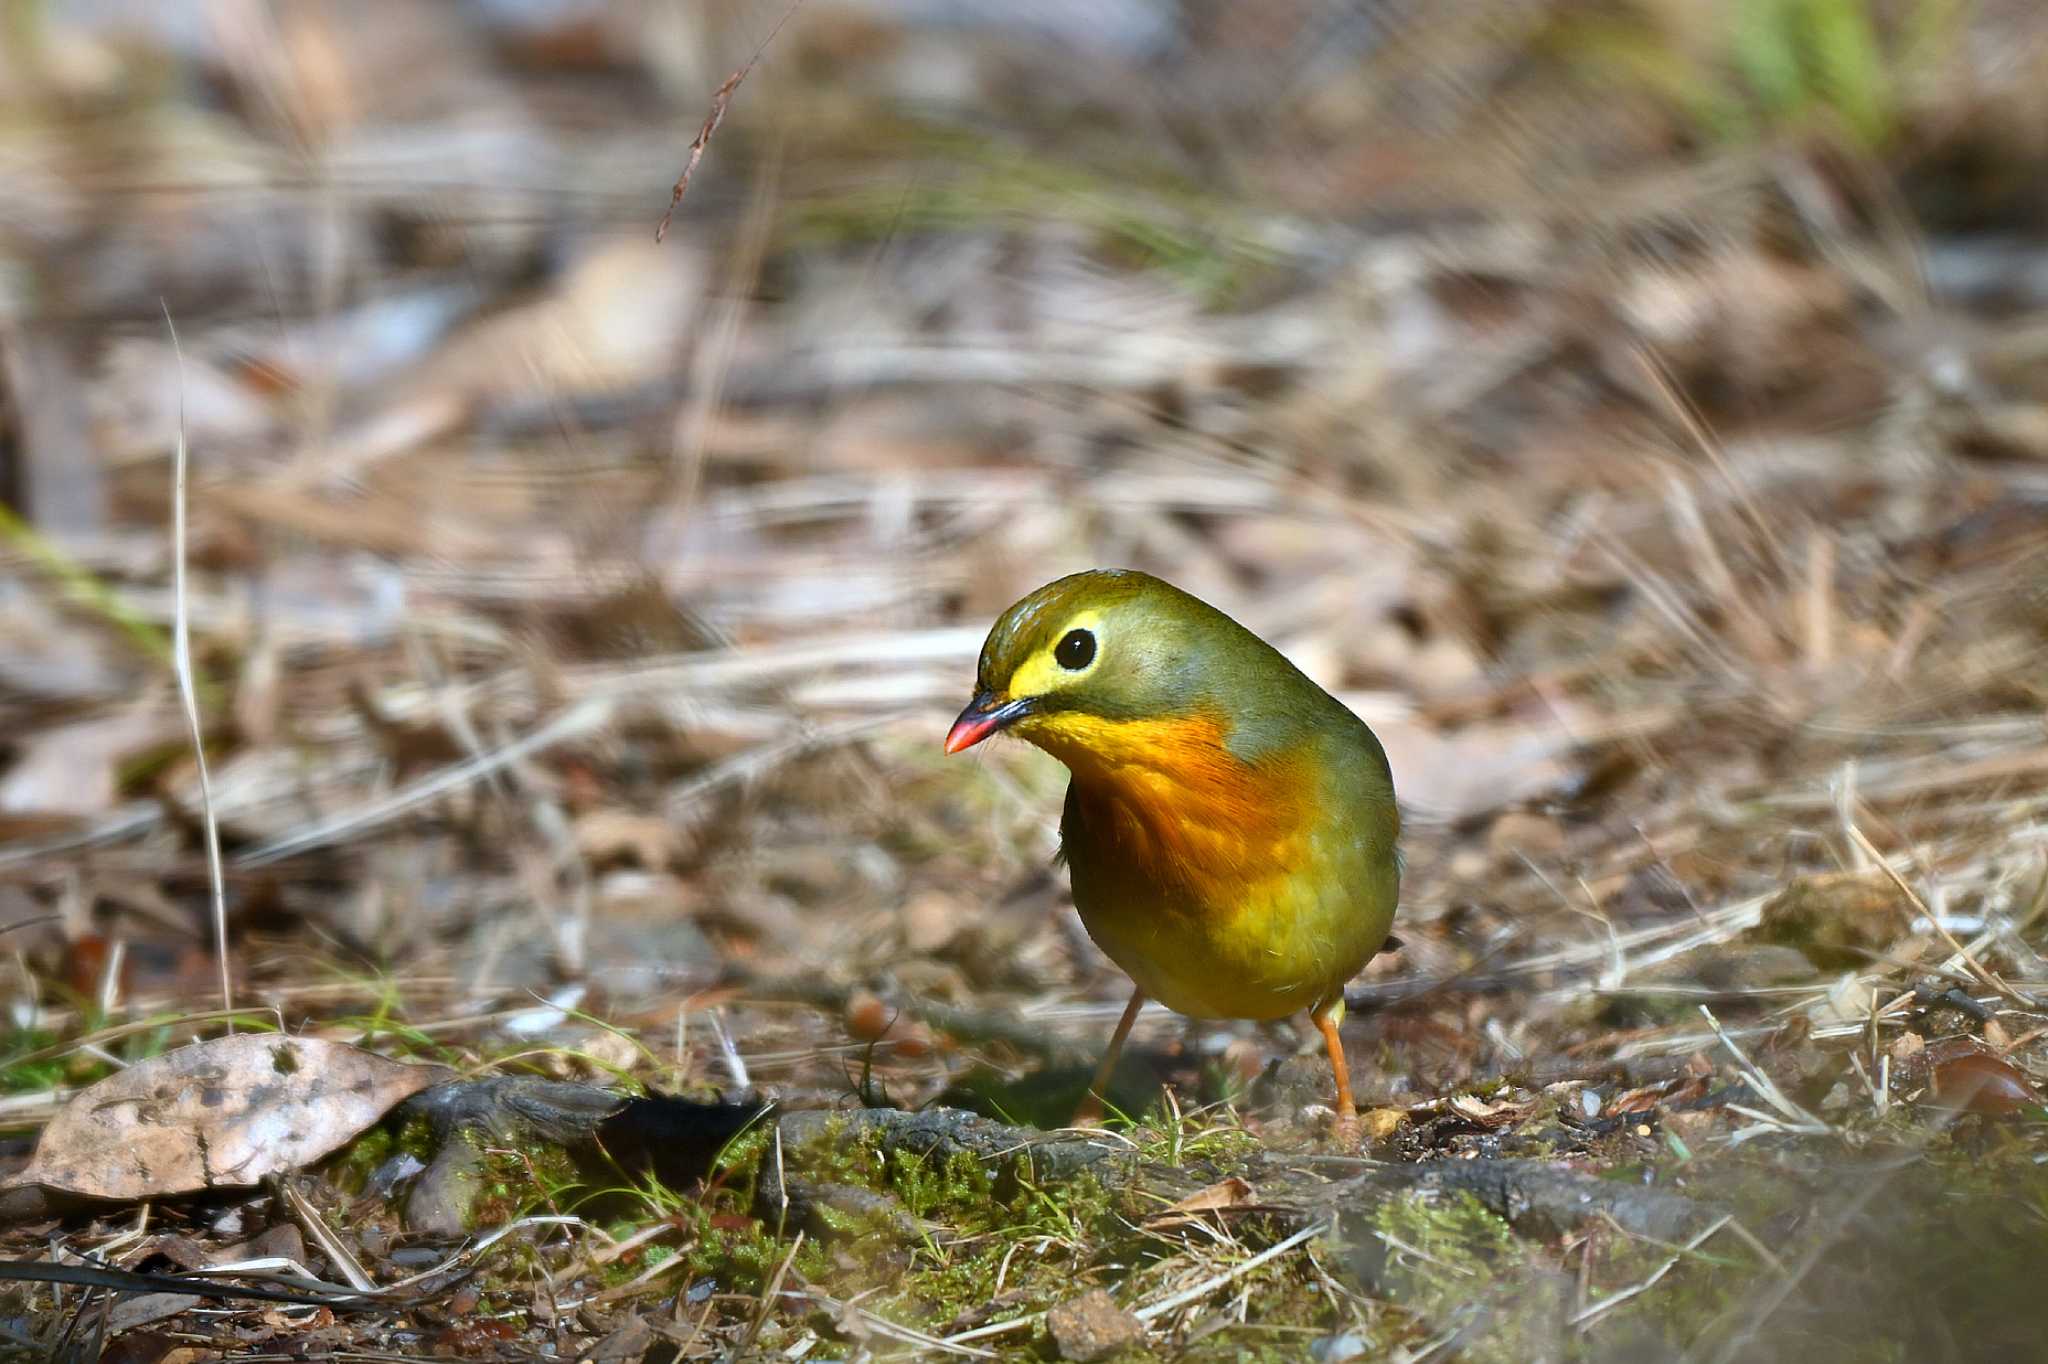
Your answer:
1144;1175;1252;1227
7;1034;447;1200
1448;1093;1531;1125
0;704;177;816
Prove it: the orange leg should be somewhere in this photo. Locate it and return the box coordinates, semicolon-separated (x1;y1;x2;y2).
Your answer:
1310;998;1357;1129
1072;987;1145;1126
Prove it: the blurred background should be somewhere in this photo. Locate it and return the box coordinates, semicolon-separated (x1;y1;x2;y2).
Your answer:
4;0;2048;1353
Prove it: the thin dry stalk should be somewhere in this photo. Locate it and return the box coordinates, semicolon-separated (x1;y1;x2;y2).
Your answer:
275;1181;374;1294
1665;475;1779;666
654;0;806;242
162;305;232;1022
1570;1215;1732;1328
1698;1006;1831;1140
1133;1218;1331;1324
1633;343;1788;577
1846;824;2030;1008
1803;529;1835;669
236;697;612;866
735;1230;804;1355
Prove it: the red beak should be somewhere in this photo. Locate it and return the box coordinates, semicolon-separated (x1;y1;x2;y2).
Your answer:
945;691;1033;754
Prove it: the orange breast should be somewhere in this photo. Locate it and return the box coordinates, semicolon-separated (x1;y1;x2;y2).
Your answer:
1026;710;1313;909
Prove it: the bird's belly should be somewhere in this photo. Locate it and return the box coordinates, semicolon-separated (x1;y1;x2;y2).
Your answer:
1069;835;1397;1021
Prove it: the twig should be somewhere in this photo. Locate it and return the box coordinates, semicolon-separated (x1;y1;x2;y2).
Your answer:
1846;823;2031;1008
275;1180;375;1294
791;1287;996;1357
378;1215;592;1294
942;1310;1045;1349
162;303;232;1022
654;0;806;242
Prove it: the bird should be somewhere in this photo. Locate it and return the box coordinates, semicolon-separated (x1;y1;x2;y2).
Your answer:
944;568;1400;1127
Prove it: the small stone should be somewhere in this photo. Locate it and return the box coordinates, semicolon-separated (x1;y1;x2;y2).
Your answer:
1046;1289;1144;1362
1311;1330;1369;1363
1358;1107;1405;1144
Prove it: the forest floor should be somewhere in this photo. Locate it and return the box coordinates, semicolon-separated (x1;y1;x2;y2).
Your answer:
3;2;2048;1360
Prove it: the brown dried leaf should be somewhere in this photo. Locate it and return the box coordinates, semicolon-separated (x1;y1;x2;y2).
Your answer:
8;1034;446;1199
1448;1093;1531;1125
0;704;178;816
1144;1175;1252;1227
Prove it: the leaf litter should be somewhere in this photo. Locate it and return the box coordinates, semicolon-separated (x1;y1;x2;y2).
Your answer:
2;1;2048;1360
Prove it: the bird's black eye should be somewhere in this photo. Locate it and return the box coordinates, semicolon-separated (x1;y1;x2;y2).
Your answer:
1055;628;1096;671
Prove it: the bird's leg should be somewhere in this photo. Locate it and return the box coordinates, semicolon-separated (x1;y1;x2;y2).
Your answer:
1072;987;1145;1126
1309;996;1357;1131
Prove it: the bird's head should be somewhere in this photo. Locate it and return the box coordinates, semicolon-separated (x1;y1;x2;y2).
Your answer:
944;569;1240;758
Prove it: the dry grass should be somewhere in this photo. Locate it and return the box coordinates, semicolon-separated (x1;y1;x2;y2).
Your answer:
3;0;2048;1358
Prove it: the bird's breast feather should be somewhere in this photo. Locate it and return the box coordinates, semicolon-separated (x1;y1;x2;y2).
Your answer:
1039;710;1318;903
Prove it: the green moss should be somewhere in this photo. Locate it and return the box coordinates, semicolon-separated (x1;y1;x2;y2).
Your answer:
1360;1191;1564;1363
1132;1112;1260;1170
323;1107;441;1195
791;1115;885;1187
889;1145;993;1223
1374;1189;1517;1281
0;1029;78;1097
740;1123;1138;1332
682;1210;831;1291
808;1193;898;1243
